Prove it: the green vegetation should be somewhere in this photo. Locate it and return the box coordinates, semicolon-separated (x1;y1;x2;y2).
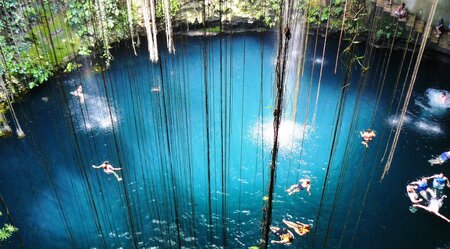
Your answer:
375;16;404;40
156;0;181;19
0;212;18;242
0;0;405;126
0;0;367;117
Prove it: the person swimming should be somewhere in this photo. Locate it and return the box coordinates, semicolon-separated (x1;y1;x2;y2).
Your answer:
92;161;123;181
409;178;436;201
429;151;450;166
282;219;311;236
429;173;450;189
360;129;376;148
439;91;448;104
286;179;311;195
270;226;294;245
70;85;85;104
406;184;423;204
413;195;450;223
427;173;450;197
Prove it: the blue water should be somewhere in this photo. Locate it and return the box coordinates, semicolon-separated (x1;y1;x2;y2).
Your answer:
1;32;450;248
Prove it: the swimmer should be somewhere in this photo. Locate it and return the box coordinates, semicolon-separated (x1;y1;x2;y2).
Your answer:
413;195;450;223
70;85;85;103
282;219;311;236
92;161;122;181
428;150;450;166
150;86;161;92
409;178;436;201
406;184;423;204
440;91;448;104
286;179;311;195
360;129;376;148
427;173;450;197
270;226;294;245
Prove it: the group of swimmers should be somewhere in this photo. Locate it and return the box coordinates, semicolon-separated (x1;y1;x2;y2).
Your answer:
407;147;450;223
269;129;374;245
268;179;312;245
407;173;450;222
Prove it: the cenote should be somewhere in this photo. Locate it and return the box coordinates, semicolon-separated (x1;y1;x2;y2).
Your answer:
1;1;450;249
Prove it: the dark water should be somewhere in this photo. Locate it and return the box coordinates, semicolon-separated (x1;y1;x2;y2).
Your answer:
0;32;450;249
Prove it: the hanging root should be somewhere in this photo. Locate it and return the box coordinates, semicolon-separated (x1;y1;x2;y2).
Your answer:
0;113;12;136
381;0;439;180
16;127;25;139
126;0;138;56
163;0;175;53
260;0;291;247
0;77;24;138
143;0;159;62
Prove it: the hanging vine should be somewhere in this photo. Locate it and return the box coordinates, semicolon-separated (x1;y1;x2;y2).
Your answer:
163;0;175;53
0;76;24;138
143;0;159;62
126;0;138;56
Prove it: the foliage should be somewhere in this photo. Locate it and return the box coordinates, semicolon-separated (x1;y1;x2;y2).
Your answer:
375;16;404;40
295;0;346;25
66;0;132;67
0;36;53;91
156;0;181;19
263;0;281;27
64;62;82;73
205;26;221;33
0;0;55;94
0;212;18;242
29;12;80;67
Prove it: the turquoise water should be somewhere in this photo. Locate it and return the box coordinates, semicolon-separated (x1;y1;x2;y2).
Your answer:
0;32;450;248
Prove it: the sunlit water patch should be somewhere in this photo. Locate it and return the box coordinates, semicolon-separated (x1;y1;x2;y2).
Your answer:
311;56;327;65
68;93;119;132
387;114;444;135
250;119;311;154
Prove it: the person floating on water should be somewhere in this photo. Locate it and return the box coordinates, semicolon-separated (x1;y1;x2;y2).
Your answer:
406;184;424;204
427;173;450;196
360;129;376;148
428;150;450;166
413;195;450;223
270;226;294;245
70;85;85;104
282;219;311;236
440;91;448;104
286;179;311;196
409;178;437;201
92;161;122;181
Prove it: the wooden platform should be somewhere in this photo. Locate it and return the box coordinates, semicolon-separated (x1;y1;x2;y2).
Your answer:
414;20;425;33
406;14;416;27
